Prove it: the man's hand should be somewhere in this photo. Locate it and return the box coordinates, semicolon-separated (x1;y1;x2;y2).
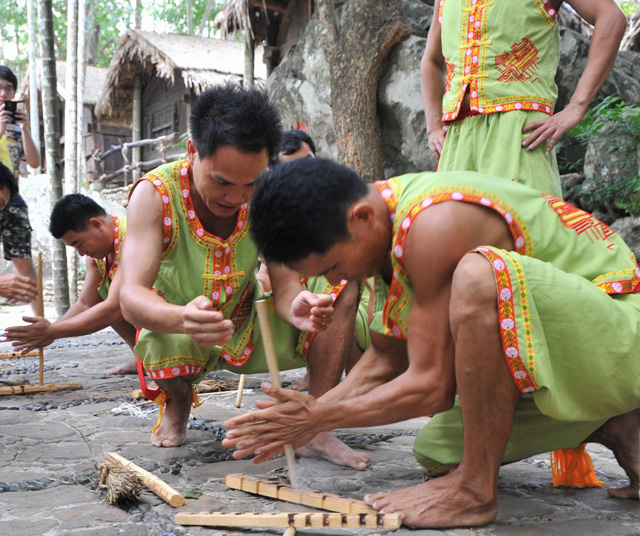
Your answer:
12;108;30;131
522;102;587;153
223;381;320;463
181;295;233;346
290;291;334;332
0;101;10;139
4;316;54;353
0;274;38;303
427;125;447;159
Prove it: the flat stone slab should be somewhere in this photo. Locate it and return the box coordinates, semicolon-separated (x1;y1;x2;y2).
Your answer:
0;305;638;536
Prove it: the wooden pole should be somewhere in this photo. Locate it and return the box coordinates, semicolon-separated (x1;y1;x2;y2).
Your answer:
37;252;44;386
254;299;298;489
283;527;296;536
234;374;246;407
175;511;402;529
226;474;377;514
104;452;185;507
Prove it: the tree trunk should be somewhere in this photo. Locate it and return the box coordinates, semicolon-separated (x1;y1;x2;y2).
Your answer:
65;0;79;302
37;0;70;316
135;0;142;29
187;0;193;34
316;0;411;181
27;0;41;174
244;33;255;88
198;0;216;36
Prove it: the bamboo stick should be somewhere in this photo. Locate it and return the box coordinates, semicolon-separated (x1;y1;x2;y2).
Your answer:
283;527;296;536
0;382;83;396
104;452;185;507
0;350;40;359
254;299;298;488
235;373;246;407
174;511;402;529
37;252;44;386
225;474;377;514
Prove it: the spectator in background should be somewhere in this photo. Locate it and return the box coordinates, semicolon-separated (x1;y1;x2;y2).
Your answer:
0;65;41;314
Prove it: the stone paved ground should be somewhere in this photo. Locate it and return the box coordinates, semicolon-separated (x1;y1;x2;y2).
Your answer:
0;304;638;536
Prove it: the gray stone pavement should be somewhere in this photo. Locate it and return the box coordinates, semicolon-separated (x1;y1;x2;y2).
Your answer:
0;304;638;536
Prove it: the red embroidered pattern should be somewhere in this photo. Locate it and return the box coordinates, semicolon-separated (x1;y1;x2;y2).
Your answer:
495;38;540;83
378;185;532;339
473;247;538;393
146;363;207;380
445;58;455;93
297;280;348;358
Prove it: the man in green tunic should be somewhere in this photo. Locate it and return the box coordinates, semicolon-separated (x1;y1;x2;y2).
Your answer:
120;84;370;470
224;158;640;529
4;193;137;375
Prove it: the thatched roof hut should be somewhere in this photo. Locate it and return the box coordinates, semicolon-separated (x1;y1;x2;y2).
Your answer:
95;29;266;125
215;0;313;74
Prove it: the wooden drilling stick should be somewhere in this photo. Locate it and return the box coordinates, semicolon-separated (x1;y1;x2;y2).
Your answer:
104;452;185;507
175;511;402;529
37;252;44;386
235;373;246;407
225;474;377;514
254;299;298;489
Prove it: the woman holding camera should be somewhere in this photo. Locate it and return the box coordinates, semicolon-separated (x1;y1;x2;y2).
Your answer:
0;65;41;313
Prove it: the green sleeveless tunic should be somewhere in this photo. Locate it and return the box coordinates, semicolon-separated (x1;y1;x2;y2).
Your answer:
134;159;308;379
95;215;126;301
439;0;559;121
370;171;640;472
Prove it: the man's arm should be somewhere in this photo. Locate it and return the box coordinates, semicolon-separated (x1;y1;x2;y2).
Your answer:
224;206;472;461
522;0;627;152
421;9;447;159
119;180;233;346
4;258;122;352
13;108;40;169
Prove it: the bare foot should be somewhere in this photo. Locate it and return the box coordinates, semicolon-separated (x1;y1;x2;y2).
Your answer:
291;371;310;391
150;381;194;448
364;471;497;528
295;431;370;470
586;408;640;500
108;359;138;375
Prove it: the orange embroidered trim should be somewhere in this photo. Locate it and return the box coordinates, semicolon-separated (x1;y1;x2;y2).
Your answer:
381;186;532;340
473;247;538;394
297;280;349;359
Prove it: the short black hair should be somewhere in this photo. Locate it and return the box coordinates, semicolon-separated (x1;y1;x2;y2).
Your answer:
269;129;316;168
0;66;17;91
49;193;107;239
250;158;368;265
0;162;18;199
189;82;282;160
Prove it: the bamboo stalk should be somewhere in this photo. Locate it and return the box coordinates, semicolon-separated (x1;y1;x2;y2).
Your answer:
104;452;185;507
0;350;40;359
225;474;377;514
255;299;298;488
37;252;44;386
235;373;246;407
0;382;83;396
283;527;296;536
174;511;402;529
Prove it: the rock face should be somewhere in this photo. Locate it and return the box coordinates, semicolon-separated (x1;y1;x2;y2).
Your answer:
267;1;640;179
612;216;640;260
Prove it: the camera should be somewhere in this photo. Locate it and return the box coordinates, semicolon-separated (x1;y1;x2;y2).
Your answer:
3;100;23;123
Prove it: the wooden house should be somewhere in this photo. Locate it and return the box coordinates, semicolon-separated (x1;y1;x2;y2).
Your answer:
19;61;129;178
95;29;266;183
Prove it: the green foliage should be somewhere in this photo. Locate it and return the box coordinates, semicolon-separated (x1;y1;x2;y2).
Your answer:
1;0;225;76
617;0;638;15
565;96;640;217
